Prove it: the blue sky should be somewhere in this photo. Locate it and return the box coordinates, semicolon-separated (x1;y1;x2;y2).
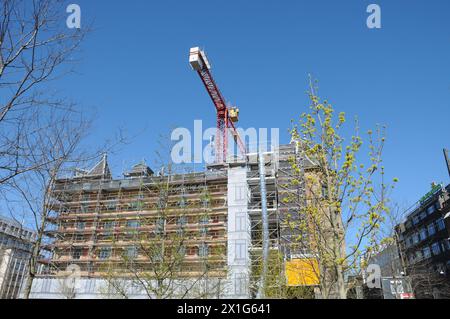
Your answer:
56;0;450;210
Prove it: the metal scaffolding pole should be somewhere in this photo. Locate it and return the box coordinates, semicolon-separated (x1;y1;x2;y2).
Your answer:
444;148;450;180
257;152;269;299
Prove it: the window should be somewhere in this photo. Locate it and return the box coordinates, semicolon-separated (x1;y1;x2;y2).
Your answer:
405;221;412;230
423;246;431;259
211;215;220;224
413;233;419;244
419;211;427;220
199;216;209;225
201;197;210;209
199;226;208;237
235;241;247;261
198;243;209;257
177;245;186;257
152;251;163;262
318;184;327;198
436;218;446;231
99;248;112;259
441;241;447;253
103;221;116;229
76;221;86;230
412;215;420;226
157;197;167;209
125;247;138;259
155;218;165;236
177;216;188;227
234;185;246;203
432;242;441;256
129;201;143;211
405;236;412;248
427;205;436;215
178;197;187;208
210;230;219;239
80;204;88;214
415;250;423;261
127;220;140;228
419;228;427;241
235;213;247;232
106;201;117;211
177;217;187;236
72;248;83;260
234;274;247;295
187;246;197;256
137;194;145;200
444;239;450;251
199;216;209;237
427;223;436;236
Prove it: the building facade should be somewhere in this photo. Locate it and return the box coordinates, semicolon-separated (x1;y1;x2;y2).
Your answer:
28;143;321;299
395;184;450;299
0;216;35;299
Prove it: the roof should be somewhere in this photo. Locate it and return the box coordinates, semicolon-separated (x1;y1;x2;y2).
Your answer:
0;215;35;239
73;154;111;180
400;183;450;224
124;161;154;178
0;215;22;228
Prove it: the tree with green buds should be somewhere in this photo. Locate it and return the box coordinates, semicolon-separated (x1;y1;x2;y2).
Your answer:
285;77;397;299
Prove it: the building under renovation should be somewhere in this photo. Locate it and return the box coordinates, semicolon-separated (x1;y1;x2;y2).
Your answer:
26;142;321;299
26;47;323;299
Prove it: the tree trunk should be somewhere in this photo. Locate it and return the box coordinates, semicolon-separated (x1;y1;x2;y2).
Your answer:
22;269;35;299
23;203;48;299
23;237;41;299
336;264;347;299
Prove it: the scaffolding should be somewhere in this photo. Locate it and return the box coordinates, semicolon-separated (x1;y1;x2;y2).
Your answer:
35;142;319;298
44;158;229;285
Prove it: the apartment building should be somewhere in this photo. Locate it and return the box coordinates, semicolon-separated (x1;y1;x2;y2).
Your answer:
28;143;320;299
395;183;450;299
0;216;35;299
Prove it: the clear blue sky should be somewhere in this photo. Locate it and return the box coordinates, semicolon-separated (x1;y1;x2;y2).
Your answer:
58;0;450;210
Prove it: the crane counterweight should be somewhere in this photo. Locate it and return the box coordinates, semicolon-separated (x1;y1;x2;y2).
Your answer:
189;47;211;71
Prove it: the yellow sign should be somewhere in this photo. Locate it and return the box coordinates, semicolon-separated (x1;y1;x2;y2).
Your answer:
286;259;320;287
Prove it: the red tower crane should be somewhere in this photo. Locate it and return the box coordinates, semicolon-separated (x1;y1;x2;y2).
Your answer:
189;47;246;163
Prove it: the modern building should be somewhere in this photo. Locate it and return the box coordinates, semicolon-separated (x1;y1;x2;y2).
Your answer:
0;216;35;299
395;183;450;299
362;244;414;299
28;143;323;299
444;149;450;234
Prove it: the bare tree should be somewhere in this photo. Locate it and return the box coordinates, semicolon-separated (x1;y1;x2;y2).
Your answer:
406;259;450;299
5;106;92;299
0;0;86;186
102;140;225;299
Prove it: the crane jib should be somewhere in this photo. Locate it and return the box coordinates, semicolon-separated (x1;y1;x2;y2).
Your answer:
190;47;247;160
199;69;227;112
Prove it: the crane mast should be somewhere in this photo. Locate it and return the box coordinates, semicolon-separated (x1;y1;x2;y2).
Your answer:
189;47;246;163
